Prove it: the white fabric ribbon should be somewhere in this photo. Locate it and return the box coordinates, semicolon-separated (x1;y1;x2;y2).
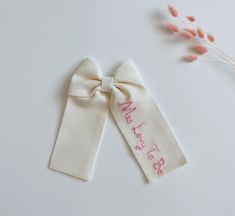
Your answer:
49;58;187;183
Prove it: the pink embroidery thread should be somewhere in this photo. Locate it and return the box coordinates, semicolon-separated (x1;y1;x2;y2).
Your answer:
132;122;146;151
153;158;165;175
118;101;166;176
118;101;136;124
146;144;160;160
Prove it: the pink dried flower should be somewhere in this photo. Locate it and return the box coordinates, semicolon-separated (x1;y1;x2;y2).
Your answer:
193;44;208;54
184;55;198;62
183;28;197;37
207;33;215;43
162;4;235;68
197;28;205;38
165;23;179;32
168;4;178;17
180;30;194;39
187;16;196;22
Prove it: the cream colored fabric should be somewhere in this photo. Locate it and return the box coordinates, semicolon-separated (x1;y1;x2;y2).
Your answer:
49;58;187;183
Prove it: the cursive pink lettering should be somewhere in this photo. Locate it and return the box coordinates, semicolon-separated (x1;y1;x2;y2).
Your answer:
153;158;165;176
118;100;166;176
146;144;160;160
132;122;146;151
118;101;136;124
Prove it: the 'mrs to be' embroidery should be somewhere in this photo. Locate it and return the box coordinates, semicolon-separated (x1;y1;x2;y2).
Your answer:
118;101;165;176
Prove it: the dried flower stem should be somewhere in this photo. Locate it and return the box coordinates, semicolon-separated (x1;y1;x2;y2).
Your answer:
177;15;235;66
206;41;235;66
213;42;235;62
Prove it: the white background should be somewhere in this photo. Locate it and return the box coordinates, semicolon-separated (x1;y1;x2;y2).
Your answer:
1;0;235;215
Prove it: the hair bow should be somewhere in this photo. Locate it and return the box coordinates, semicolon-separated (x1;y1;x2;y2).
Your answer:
49;58;187;183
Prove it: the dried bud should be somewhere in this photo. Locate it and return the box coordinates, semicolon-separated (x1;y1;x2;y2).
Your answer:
165;23;179;32
207;33;215;43
193;44;208;54
187;16;196;22
183;28;197;37
168;4;179;17
181;30;194;39
197;28;205;38
185;55;198;62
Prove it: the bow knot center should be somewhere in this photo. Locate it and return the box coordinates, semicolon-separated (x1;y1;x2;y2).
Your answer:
101;76;113;93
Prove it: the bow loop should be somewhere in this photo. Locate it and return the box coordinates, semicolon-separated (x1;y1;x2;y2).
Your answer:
68;58;102;98
68;58;145;98
114;59;144;87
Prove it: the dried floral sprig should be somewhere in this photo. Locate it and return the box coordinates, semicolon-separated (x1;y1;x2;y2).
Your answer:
164;4;234;66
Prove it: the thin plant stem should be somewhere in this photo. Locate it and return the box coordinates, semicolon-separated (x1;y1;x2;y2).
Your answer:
177;15;235;66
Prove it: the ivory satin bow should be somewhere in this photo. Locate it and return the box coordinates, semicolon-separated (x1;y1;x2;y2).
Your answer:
49;58;187;183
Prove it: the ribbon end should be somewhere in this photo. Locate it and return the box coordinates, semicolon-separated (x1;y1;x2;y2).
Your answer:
49;164;91;181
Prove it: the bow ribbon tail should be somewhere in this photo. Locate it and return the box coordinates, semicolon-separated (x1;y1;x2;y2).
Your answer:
110;61;187;183
49;60;109;181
